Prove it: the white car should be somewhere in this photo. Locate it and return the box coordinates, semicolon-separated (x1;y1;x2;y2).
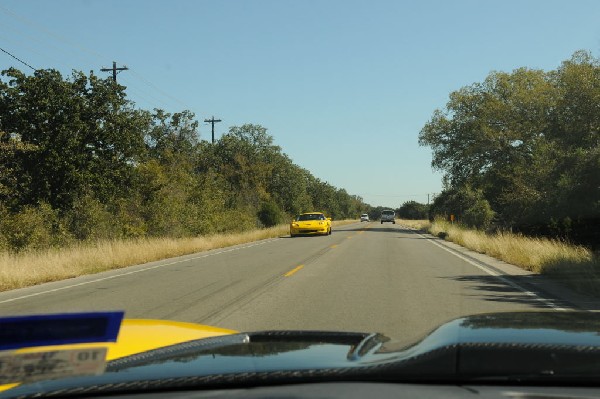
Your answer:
380;210;395;224
360;214;369;222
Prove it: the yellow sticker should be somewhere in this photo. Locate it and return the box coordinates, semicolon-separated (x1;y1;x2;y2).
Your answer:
0;347;107;384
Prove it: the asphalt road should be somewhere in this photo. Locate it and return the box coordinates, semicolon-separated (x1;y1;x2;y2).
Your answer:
0;222;593;343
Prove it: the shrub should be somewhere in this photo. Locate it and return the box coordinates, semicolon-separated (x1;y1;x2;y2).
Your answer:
65;195;118;241
463;197;495;230
430;186;494;229
0;203;63;252
257;201;283;227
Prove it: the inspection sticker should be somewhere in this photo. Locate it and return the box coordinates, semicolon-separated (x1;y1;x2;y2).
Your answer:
0;347;107;384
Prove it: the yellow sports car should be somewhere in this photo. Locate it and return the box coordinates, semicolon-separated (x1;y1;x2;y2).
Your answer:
290;212;332;237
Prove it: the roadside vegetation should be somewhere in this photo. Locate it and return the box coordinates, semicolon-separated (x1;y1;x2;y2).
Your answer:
0;66;369;290
419;50;599;250
386;51;599;296
0;67;369;256
0;220;356;291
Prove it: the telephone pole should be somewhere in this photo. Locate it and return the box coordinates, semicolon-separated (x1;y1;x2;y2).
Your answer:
204;116;222;143
100;61;128;82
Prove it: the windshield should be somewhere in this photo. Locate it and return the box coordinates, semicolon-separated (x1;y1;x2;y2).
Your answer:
0;0;599;395
297;214;325;221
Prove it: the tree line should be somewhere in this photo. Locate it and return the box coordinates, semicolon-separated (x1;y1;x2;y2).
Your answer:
419;51;599;248
0;67;368;252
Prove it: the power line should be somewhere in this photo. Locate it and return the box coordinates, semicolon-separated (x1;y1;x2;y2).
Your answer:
117;75;176;110
0;4;196;113
129;69;190;109
0;46;36;71
0;4;106;62
0;32;65;68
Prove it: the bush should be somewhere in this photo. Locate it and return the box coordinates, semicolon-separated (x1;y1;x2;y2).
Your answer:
397;201;429;219
430;186;494;229
463;197;495;230
257;201;283;228
65;195;118;241
0;203;67;252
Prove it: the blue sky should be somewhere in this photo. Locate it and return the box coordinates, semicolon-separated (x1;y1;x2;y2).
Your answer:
1;0;599;207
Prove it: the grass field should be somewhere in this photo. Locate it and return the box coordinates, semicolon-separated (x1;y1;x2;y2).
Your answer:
398;218;600;296
0;220;356;292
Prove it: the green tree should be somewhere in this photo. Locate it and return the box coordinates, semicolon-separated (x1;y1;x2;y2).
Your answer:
397;201;429;219
267;154;313;216
429;186;495;229
0;68;150;211
201;124;280;210
419;67;553;189
145;109;199;163
419;51;599;244
0;131;36;210
257;201;283;227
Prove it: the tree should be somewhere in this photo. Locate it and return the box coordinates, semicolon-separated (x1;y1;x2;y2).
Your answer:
267;154;313;216
0;130;36;210
257;201;283;227
202;124;280;210
0;68;150;211
429;186;495;229
145;109;199;163
0;67;371;249
419;51;599;244
419;67;553;189
397;201;429;220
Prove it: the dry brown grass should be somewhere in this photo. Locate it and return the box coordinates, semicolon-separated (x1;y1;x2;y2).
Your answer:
0;220;357;292
397;219;431;230
428;219;600;296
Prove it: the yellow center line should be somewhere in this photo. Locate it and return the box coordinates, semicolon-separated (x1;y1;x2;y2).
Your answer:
284;264;304;277
330;244;338;248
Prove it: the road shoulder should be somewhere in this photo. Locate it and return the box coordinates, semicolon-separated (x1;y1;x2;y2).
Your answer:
403;226;600;312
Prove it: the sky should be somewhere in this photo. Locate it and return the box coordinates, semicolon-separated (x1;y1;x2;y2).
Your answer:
1;0;599;207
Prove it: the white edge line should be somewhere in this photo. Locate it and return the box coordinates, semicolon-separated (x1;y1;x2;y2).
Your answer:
418;232;566;311
0;238;280;305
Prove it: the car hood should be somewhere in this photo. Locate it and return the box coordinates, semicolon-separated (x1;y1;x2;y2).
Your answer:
0;316;235;394
4;311;600;397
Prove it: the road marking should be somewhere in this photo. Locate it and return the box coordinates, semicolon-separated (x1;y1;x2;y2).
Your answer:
284;265;304;277
0;238;281;305
330;245;338;249
418;232;566;311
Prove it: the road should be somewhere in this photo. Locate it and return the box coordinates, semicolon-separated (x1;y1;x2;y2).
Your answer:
0;222;592;344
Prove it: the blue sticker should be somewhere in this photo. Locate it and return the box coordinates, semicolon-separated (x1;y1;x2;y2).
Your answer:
0;311;124;350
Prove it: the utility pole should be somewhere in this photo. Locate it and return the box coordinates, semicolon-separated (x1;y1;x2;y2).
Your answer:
204;116;222;143
100;61;128;82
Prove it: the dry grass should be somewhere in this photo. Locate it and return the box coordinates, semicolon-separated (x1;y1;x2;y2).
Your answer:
397;219;431;230
428;219;600;296
0;220;357;292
